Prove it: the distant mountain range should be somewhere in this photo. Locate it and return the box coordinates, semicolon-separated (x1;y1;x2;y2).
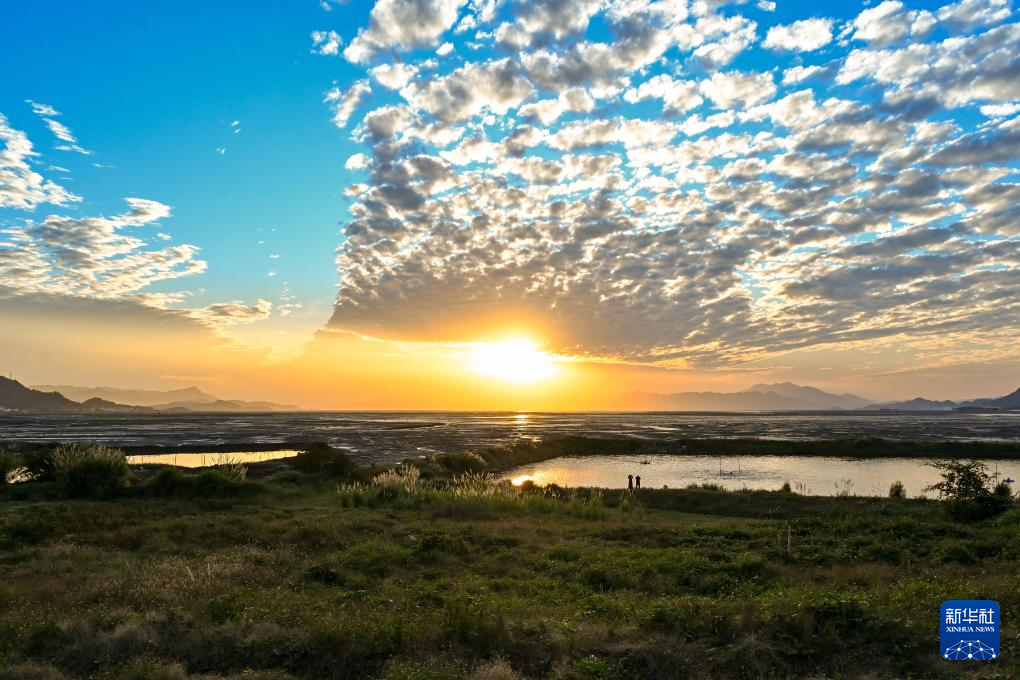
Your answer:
3;376;1018;414
35;385;217;407
629;382;873;411
861;397;958;412
962;386;1020;411
34;384;299;412
629;381;1020;412
0;377;149;413
0;378;299;413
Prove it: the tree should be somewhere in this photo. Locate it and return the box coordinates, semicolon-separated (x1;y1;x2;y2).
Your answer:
925;459;1011;520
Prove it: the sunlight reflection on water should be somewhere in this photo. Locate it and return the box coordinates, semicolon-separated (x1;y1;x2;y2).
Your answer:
502;454;1019;497
126;451;299;468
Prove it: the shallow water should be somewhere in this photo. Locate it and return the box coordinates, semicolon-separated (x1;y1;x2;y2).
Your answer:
2;411;1018;465
502;454;1020;497
127;450;299;468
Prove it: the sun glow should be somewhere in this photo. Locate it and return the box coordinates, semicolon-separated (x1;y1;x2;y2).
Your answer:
469;339;556;384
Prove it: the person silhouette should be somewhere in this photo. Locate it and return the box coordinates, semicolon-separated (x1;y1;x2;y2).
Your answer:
635;475;641;489
627;474;633;490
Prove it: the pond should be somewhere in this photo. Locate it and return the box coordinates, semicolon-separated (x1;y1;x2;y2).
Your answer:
127;450;299;468
502;455;1019;497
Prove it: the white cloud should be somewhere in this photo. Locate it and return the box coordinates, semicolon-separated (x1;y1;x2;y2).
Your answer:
25;99;92;155
624;75;703;114
403;59;534;122
518;88;595;125
699;70;777;110
344;0;467;63
321;0;1020;370
980;102;1020;117
26;100;59;117
763;18;834;52
370;63;419;90
0;198;207;300
938;0;1012;31
850;1;936;45
345;152;371;170
190;299;273;326
782;65;825;85
436;41;454;56
311;30;343;56
325;80;372;129
0;114;80;210
691;14;758;70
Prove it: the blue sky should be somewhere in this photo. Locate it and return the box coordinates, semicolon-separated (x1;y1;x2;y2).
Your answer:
1;0;378;349
2;0;1019;402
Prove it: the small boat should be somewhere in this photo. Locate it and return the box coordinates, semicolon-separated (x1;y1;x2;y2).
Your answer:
1005;477;1015;484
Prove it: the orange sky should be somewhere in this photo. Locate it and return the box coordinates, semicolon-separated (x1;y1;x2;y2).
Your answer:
5;291;1020;409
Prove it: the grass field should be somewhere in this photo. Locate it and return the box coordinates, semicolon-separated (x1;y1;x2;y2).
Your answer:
0;443;1017;679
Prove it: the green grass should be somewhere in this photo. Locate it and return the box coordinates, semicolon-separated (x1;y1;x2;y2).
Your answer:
1;456;1017;680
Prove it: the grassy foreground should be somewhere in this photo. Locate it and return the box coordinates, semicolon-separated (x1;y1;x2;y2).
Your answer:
0;447;1018;679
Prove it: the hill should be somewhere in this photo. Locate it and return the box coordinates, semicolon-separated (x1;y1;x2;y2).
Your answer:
34;384;217;407
862;397;958;411
744;382;872;410
152;398;300;412
32;384;299;412
960;386;1020;411
0;376;81;412
628;382;872;411
0;377;147;413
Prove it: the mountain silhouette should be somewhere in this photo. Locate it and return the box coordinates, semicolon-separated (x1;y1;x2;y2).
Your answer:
31;384;299;412
0;377;147;413
627;383;872;411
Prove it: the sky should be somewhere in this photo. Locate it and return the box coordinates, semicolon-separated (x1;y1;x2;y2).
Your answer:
1;0;1019;409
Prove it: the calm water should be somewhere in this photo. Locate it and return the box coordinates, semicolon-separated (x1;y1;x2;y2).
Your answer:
127;451;299;468
502;454;1020;497
1;412;1019;464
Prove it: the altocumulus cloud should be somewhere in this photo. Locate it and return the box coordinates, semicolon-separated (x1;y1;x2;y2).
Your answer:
0;115;271;333
324;0;1020;368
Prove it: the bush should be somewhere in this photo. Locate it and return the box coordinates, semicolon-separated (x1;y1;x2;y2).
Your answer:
402;452;489;480
143;467;258;498
468;659;520;680
993;480;1013;499
0;449;26;485
888;481;906;498
290;442;357;478
47;444;132;498
925;459;1010;520
20;445;61;481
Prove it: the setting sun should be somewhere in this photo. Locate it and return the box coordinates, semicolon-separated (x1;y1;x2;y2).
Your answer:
469;339;556;384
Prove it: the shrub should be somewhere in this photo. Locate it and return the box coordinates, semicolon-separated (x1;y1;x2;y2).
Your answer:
939;543;978;564
993;480;1013;499
48;443;132;498
925;459;1010;520
779;481;792;493
143;467;257;498
264;470;309;485
214;456;248;481
20;445;62;480
564;656;620;680
430;452;487;476
468;659;520;680
888;481;906;498
290;442;357;478
406;452;489;479
0;449;26;485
